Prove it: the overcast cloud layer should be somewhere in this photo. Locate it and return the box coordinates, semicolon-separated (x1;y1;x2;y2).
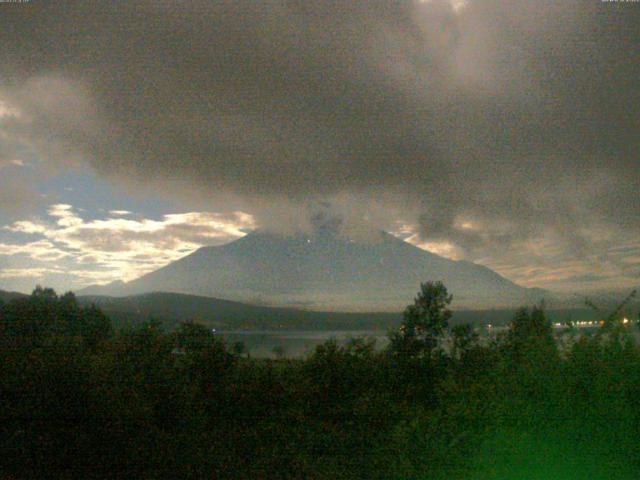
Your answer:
0;0;638;292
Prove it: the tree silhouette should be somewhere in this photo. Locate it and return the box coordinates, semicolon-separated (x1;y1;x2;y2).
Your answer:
232;341;247;357
390;281;453;357
451;323;478;360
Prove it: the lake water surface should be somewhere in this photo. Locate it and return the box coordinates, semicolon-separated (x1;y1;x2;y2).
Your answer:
218;330;390;358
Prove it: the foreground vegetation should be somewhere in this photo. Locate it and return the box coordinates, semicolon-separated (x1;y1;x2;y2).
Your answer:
1;284;639;479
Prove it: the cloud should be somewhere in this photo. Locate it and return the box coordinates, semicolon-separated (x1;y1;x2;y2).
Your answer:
0;100;20;119
0;205;256;288
396;222;640;292
0;239;70;261
48;204;84;228
0;268;61;280
5;221;48;234
0;1;638;291
108;210;132;216
0;177;39;218
0;159;24;170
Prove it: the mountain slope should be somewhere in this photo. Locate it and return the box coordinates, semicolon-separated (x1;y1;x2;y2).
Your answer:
78;292;401;330
0;289;28;303
81;228;546;310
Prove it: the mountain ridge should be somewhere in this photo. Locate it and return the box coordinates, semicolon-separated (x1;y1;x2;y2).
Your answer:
79;228;548;310
0;289;28;303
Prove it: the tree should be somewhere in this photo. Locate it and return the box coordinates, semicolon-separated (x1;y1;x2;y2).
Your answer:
390;281;453;357
232;341;247;357
32;285;57;301
451;323;479;360
79;304;113;348
272;345;286;359
0;287;111;350
507;305;554;351
174;321;215;353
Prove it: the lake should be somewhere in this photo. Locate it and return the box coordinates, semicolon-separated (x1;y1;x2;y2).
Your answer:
218;329;391;358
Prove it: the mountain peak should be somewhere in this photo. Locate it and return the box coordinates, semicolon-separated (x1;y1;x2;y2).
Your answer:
107;228;547;311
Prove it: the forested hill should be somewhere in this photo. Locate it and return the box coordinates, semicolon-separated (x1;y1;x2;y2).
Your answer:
77;292;402;331
0;289;27;303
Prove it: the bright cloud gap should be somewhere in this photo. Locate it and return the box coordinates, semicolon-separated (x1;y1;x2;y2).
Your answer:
0;204;256;290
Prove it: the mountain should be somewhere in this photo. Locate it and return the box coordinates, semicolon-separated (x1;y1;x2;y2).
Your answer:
78;280;128;297
78;292;402;331
80;226;547;310
0;289;28;303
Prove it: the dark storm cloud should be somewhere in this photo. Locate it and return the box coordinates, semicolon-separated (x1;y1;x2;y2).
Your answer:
0;0;638;283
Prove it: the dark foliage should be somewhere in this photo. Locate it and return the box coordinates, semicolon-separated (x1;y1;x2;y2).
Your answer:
389;281;453;359
1;286;639;479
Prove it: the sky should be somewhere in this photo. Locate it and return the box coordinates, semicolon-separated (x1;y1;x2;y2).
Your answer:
0;0;638;295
